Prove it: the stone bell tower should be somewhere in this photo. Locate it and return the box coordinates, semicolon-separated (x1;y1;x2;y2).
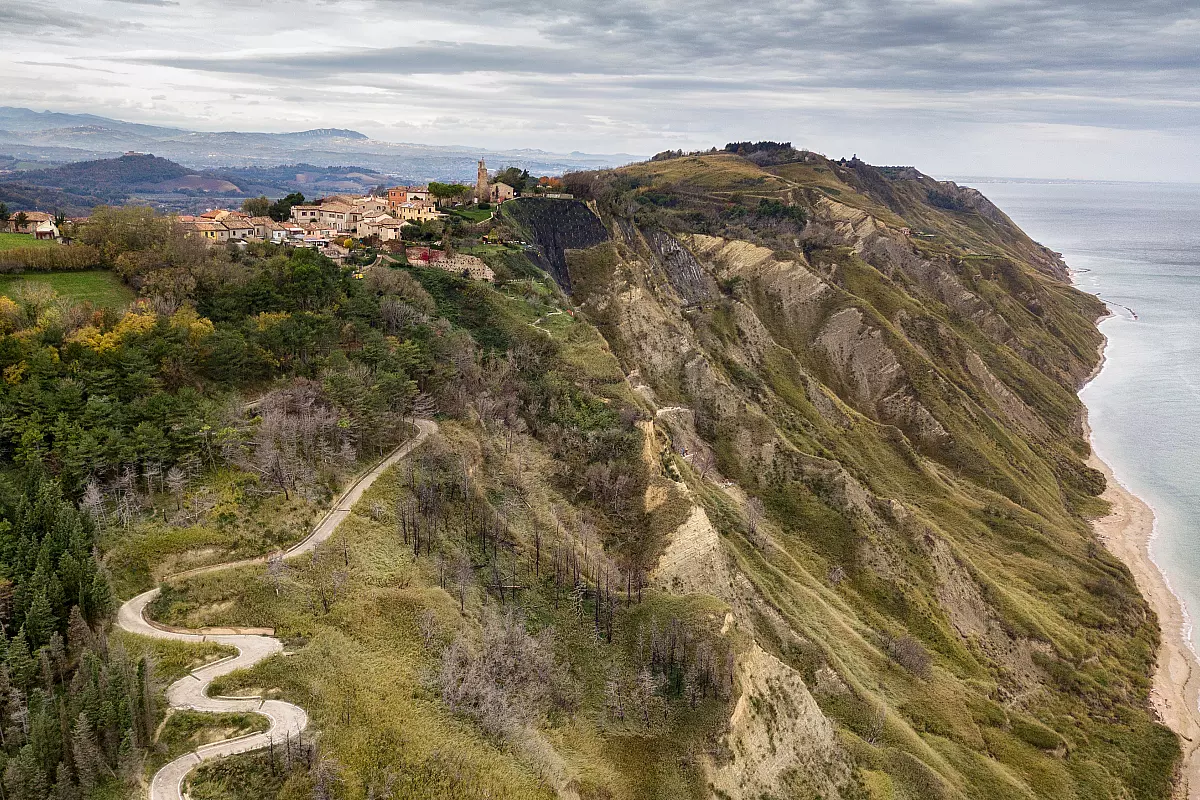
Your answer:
476;158;489;204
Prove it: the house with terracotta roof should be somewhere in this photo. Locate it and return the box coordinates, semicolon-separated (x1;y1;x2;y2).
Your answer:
356;213;396;239
289;205;321;224
249;216;288;243
6;211;53;235
223;218;254;241
376;219;407;242
317;202;360;233
189;221;230;242
354;196;389;216
392;202;445;223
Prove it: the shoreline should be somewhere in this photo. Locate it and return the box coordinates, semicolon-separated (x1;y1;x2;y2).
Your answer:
1082;328;1200;798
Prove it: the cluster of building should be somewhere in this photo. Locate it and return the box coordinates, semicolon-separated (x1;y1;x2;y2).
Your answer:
5;163;564;278
174;189;451;262
288;188;447;242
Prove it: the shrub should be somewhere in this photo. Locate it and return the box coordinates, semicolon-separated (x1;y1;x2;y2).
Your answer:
887;634;932;678
0;244;103;271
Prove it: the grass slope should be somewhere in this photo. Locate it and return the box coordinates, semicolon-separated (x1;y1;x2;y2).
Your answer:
0;232;57;251
0;269;134;307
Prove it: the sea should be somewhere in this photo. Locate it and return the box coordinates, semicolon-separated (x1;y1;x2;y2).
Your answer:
958;178;1200;646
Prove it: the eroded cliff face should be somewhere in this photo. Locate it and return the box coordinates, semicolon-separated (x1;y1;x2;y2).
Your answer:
527;153;1174;799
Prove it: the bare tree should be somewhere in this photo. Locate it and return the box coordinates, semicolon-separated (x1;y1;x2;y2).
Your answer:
744;496;766;546
80;481;106;529
417;608;439;651
438;608;556;736
165;466;187;510
265;554;289;596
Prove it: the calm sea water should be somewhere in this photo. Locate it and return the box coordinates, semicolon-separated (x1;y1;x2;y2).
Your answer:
960;178;1200;639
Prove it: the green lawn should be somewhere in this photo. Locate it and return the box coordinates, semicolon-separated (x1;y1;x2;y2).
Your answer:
0;270;134;308
448;207;493;223
0;232;56;251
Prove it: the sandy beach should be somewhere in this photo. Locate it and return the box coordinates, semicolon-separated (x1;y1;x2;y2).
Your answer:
1085;341;1200;797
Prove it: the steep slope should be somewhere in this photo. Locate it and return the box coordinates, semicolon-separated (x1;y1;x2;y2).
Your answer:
534;151;1177;798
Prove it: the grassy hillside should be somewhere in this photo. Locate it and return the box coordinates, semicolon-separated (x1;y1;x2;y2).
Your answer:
0;269;133;307
0;232;56;251
0;151;1174;800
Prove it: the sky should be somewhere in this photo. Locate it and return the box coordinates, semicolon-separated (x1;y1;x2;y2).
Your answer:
2;0;1199;181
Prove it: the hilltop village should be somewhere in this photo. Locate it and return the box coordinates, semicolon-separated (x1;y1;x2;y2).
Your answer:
0;159;572;280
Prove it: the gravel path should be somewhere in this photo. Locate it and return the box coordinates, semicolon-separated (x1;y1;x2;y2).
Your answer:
116;418;437;800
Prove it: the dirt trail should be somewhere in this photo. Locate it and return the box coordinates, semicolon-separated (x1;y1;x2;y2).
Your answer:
116;419;437;800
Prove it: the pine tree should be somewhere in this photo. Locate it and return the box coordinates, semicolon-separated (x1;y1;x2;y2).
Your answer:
5;630;35;690
70;713;100;794
52;761;79;800
65;607;93;659
23;592;55;650
85;577;111;623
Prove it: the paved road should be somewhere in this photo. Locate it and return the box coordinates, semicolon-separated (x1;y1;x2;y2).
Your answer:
116;418;437;800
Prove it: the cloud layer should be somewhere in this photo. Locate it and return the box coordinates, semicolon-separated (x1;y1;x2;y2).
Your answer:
2;0;1198;179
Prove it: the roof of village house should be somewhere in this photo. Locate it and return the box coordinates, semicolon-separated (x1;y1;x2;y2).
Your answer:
291;205;320;211
191;222;226;232
14;211;53;222
319;202;354;213
198;210;225;219
249;216;284;228
223;218;252;229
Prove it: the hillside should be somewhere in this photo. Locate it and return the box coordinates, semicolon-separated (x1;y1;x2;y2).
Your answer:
15;153;238;197
0;148;1175;800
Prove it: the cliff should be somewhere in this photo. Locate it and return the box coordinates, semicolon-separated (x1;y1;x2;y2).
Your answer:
524;151;1173;798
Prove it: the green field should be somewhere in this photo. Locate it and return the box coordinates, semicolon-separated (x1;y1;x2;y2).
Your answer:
448;206;493;223
0;232;57;251
0;270;134;308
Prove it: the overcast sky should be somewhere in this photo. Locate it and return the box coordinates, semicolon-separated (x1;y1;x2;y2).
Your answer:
2;0;1199;181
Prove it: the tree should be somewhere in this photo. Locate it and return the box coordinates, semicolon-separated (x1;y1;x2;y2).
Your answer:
242;196;271;217
268;192;305;222
5;630;34;690
493;167;530;193
23;593;55;650
0;203;9;227
744;496;766;547
165;466;186;510
11;212;28;233
71;712;102;793
428;182;472;206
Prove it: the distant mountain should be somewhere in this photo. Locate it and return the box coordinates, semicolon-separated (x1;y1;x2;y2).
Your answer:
0;106;638;181
0;153;247;214
12;153;237;198
0;154;398;214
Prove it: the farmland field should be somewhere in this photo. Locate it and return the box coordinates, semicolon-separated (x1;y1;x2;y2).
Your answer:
0;269;133;307
0;232;57;250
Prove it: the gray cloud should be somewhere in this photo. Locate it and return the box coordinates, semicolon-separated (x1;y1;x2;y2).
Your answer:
2;0;1200;179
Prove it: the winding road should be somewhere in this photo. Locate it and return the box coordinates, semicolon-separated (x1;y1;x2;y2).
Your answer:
117;418;438;800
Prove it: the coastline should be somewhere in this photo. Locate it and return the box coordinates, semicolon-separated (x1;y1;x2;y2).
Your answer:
1083;330;1200;798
